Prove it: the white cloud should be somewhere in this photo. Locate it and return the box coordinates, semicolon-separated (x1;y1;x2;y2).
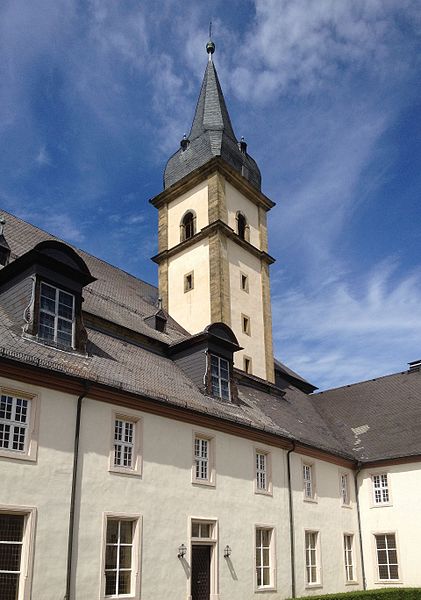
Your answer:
35;146;52;167
273;261;421;389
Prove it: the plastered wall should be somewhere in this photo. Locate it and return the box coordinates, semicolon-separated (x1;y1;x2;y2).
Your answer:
225;182;260;248
359;463;421;588
167;239;211;334
290;453;362;597
167;181;209;249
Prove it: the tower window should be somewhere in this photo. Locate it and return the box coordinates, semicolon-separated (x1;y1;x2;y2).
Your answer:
244;356;252;374
181;211;196;241
184;271;194;293
242;314;251;336
236;212;249;241
240;273;249;292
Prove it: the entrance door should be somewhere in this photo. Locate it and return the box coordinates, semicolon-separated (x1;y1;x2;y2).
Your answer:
191;545;211;600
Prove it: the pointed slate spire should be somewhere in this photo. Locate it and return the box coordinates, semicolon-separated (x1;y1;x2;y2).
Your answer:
164;41;261;190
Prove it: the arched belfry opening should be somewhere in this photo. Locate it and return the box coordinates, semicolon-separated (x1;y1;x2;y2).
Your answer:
180;211;196;241
236;212;249;242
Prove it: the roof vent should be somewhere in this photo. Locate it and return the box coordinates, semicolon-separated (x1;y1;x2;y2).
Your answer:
144;307;167;333
408;359;421;372
0;216;11;267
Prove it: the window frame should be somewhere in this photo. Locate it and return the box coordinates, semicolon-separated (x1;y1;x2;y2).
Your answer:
180;210;196;241
0;505;37;600
243;356;252;375
254;448;272;496
254;525;277;592
343;533;358;584
38;281;75;348
371;472;391;506
302;461;316;502
304;529;322;588
209;354;231;401
109;412;142;477
192;432;215;487
373;532;401;583
0;387;39;462
184;271;194;293
100;512;142;600
241;313;251;336
340;472;351;507
240;272;249;293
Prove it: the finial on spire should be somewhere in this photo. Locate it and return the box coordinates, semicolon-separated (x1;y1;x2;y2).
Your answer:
206;21;215;59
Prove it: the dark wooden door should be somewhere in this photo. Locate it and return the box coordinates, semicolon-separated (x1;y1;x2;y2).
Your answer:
191;545;211;600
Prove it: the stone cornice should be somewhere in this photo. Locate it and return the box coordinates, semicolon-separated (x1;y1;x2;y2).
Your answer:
151;219;276;265
150;157;275;212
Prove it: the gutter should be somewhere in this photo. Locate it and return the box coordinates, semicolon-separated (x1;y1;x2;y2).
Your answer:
64;382;90;600
354;462;367;590
287;442;296;598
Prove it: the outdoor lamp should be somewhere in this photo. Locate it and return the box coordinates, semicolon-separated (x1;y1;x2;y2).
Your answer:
224;545;232;558
178;543;187;558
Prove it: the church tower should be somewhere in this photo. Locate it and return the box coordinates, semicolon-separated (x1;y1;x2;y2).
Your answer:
151;41;275;383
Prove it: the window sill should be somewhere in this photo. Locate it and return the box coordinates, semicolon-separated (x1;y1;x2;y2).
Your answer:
303;497;318;504
305;584;323;590
374;580;402;585
0;448;37;462
345;581;359;586
254;488;273;497
192;478;216;488
255;586;277;593
341;503;352;509
109;466;142;478
370;503;393;508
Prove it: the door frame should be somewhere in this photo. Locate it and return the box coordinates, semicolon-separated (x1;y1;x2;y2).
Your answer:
187;518;219;600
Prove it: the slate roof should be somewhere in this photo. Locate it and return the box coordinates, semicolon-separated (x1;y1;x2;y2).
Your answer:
1;209;420;464
312;370;421;462
164;56;262;190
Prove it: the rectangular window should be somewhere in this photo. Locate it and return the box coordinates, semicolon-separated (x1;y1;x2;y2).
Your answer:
194;437;209;480
344;534;355;582
192;434;214;486
110;414;142;476
104;519;135;597
340;473;350;505
255;527;275;589
210;355;230;400
0;395;30;453
39;282;75;347
0;514;25;598
375;534;399;581
243;356;252;374
303;463;314;500
242;314;251;336
305;531;320;585
0;508;36;600
255;450;271;494
372;473;390;504
184;271;194;293
240;273;249;292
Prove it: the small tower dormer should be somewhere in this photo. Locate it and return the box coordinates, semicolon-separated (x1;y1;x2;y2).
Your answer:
151;41;275;383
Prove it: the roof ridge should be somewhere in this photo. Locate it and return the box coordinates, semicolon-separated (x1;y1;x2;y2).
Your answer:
315;369;410;395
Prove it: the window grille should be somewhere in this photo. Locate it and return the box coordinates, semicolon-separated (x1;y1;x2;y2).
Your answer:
372;474;389;504
305;531;319;584
114;419;134;468
39;282;75;347
0;395;30;452
194;437;209;480
256;452;267;490
210;355;230;400
344;534;354;582
341;473;349;505
105;519;134;597
375;534;399;580
0;514;24;600
303;464;313;499
255;528;272;588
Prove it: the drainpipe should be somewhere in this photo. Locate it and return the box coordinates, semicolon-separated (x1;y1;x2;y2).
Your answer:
64;382;90;600
354;461;367;590
287;442;296;598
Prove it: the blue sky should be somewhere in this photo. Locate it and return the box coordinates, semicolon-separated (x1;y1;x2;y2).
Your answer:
1;0;420;390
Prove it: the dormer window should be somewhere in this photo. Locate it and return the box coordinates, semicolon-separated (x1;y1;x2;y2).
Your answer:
181;211;196;241
39;282;75;347
210;354;230;400
236;212;249;241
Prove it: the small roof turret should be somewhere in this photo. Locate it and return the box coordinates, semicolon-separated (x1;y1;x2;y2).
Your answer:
164;41;261;190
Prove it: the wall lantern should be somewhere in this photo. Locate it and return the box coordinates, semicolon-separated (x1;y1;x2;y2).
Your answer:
178;543;187;559
224;545;232;558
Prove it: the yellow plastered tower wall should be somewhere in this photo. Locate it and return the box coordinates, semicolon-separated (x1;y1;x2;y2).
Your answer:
151;43;275;382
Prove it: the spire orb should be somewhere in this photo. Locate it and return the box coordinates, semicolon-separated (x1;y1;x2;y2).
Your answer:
206;40;215;55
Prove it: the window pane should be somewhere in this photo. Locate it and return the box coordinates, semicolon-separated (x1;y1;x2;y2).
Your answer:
379;564;389;579
118;570;131;595
105;546;117;570
386;534;396;548
0;544;22;571
119;545;132;569
106;521;118;544
0;573;20;600
389;565;399;579
0;396;12;420
0;515;24;542
262;567;270;586
105;572;117;596
119;521;133;544
191;522;200;538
